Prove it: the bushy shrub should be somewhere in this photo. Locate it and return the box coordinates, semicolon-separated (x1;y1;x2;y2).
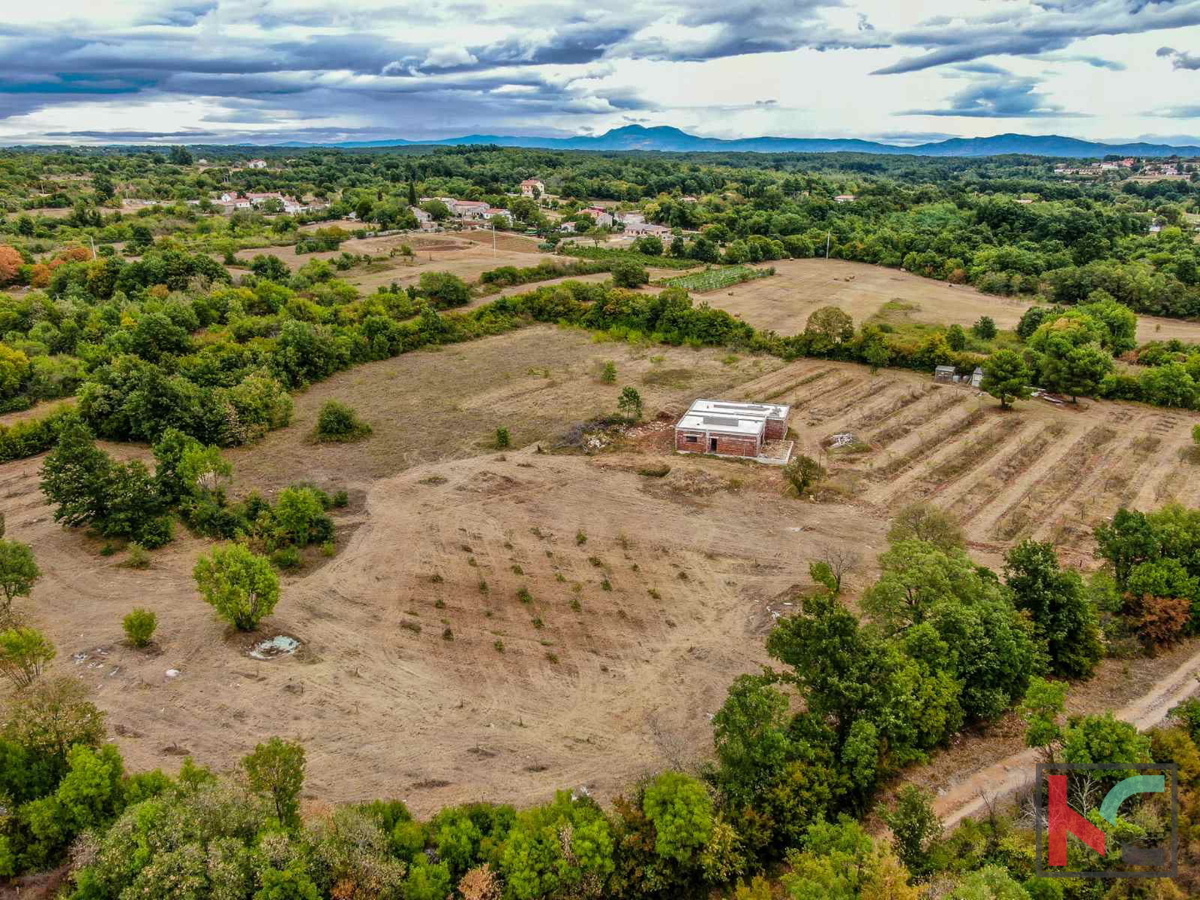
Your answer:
315;401;372;443
122;608;157;647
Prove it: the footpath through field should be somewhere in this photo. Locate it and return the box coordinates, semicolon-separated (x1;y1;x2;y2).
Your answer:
934;647;1200;828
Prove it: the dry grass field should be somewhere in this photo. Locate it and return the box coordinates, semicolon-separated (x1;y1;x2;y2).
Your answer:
715;258;1200;344
6;320;1200;816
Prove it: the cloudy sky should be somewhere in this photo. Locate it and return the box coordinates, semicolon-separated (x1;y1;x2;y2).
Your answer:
2;0;1198;146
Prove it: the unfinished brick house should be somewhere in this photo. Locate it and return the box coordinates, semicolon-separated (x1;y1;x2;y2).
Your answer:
674;399;792;460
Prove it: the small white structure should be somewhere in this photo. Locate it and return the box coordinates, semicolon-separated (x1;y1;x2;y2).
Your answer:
247;158;267;169
834;194;857;203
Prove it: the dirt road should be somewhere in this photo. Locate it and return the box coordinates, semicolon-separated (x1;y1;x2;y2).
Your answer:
934;646;1200;829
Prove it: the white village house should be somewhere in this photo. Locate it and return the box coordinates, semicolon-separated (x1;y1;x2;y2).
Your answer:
520;178;545;197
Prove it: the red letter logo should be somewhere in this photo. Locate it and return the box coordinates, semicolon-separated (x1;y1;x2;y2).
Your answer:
1048;774;1106;865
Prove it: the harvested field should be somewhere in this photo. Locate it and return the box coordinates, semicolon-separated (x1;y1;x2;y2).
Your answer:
710;258;1200;344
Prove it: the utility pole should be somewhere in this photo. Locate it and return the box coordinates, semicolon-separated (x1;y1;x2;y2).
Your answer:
492;222;496;257
825;231;831;260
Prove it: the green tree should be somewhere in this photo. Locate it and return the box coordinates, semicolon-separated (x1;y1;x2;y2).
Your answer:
242;736;306;828
611;261;649;289
1020;676;1069;763
194;544;280;631
250;254;290;282
876;785;941;876
642;772;714;864
804;307;854;354
0;627;55;688
1004;540;1103;678
886;502;965;552
784;455;825;496
1045;343;1113;402
255;868;321;900
271;486;333;548
617;386;643;420
946;865;1031;900
982;350;1033;409
500;792;614;900
946;324;967;351
0;540;39;616
971;316;998;340
1062;713;1151;779
39;424;113;528
417;271;470;308
2;676;106;764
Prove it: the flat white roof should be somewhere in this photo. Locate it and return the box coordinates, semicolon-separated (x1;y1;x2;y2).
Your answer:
676;413;764;436
688;398;791;420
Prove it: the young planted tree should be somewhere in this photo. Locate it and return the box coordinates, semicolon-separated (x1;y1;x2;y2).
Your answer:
981;349;1033;409
194;544;280;631
122;608;157;648
242;736;306;829
617;386;644;421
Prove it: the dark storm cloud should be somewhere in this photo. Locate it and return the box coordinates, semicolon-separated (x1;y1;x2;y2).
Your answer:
1157;45;1200;67
901;71;1087;118
875;0;1200;75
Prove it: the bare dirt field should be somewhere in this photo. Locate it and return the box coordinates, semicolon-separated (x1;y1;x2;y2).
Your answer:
7;328;1200;816
227;325;786;491
714;258;1200;345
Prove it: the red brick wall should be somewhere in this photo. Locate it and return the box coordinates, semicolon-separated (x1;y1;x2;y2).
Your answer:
675;429;760;456
765;418;787;440
712;435;759;457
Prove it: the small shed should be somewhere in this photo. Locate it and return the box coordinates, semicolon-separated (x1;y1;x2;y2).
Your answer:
934;365;956;384
970;367;984;388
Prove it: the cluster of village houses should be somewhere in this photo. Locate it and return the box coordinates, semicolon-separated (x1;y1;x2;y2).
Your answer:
1054;157;1196;177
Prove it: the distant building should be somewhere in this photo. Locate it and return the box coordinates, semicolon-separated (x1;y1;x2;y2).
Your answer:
834;194;856;203
934;365;984;388
247;158;268;169
674;399;791;459
579;206;613;227
450;200;490;219
520;178;545;197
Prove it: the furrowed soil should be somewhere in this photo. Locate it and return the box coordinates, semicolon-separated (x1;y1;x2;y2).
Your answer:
7;323;1200;815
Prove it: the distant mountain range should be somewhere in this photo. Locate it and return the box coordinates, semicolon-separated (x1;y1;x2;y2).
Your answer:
275;125;1200;159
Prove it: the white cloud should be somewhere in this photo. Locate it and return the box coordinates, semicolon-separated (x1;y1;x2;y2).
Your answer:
422;45;479;69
